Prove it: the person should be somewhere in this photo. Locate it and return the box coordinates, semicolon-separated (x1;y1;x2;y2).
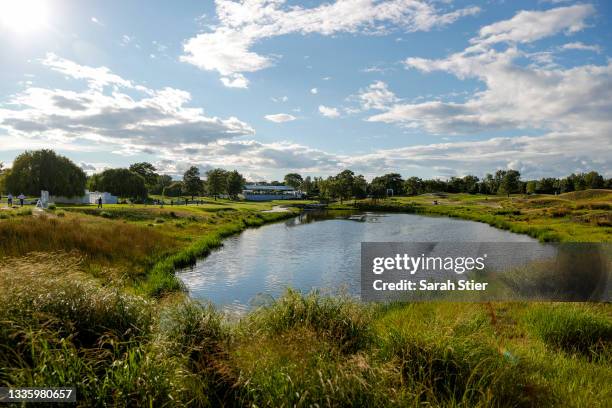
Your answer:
7;194;13;207
97;197;103;209
18;194;25;207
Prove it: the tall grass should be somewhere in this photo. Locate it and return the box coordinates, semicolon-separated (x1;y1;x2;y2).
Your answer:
525;305;612;358
0;215;176;275
249;289;373;353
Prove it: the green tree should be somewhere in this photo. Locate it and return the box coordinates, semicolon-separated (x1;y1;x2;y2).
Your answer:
300;176;314;196
584;171;604;189
206;168;228;200
335;170;355;203
4;149;86;197
93;168;147;200
183;166;202;200
380;173;404;195
404;177;423;196
153;175;173;195
463;175;480;194
352;174;368;202
164;181;184;197
226;170;246;199
369;177;387;201
536;178;556;194
498;170;521;197
526;180;537;194
283;173;303;189
129;162;159;188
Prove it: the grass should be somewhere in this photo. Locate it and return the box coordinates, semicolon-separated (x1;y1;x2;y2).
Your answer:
335;189;612;242
0;194;610;406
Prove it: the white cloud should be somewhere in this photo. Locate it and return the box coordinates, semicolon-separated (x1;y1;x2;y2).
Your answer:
220;73;249;88
371;4;608;136
90;17;103;26
264;113;297;123
471;4;594;47
560;41;601;53
310;87;318;95
0;55;254;155
271;96;289;103
357;81;399;110
318;105;340;118
181;0;480;87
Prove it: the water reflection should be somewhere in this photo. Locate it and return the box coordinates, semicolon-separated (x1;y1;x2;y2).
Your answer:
177;211;546;313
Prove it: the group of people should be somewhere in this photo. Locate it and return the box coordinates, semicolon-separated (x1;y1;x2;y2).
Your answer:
0;193;26;207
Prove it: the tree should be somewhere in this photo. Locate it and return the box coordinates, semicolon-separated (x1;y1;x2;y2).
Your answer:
378;173;404;196
463;175;480;194
206;168;228;200
536;178;556;194
369;177;387;201
129;162;159;188
283;173;303;189
352;175;368;202
498;170;521;197
4;149;86;197
164;181;184;197
226;170;246;199
183;166;202;200
153;175;173;195
404;177;423;196
584;171;604;189
526;181;537;194
301;176;314;196
335;170;355;203
93;168;147;200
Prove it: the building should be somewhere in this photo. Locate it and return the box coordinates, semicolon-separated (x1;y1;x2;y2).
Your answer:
50;190;118;205
242;185;303;201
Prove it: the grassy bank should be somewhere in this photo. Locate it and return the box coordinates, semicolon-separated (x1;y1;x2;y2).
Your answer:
332;189;612;242
0;194;610;406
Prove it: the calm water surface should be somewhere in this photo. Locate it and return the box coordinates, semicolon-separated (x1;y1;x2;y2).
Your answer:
178;212;537;312
177;211;548;313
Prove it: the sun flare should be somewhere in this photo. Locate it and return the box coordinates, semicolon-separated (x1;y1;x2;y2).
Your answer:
0;0;49;34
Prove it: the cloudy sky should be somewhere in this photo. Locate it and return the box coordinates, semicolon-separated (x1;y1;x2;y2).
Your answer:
0;0;610;181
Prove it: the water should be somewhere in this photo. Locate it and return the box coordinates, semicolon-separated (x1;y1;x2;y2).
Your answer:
177;211;548;313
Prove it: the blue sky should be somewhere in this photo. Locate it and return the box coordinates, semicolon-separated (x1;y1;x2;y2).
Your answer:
0;0;610;181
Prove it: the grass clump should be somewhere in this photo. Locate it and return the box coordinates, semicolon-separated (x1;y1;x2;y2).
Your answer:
381;329;548;407
250;289;373;353
525;305;612;358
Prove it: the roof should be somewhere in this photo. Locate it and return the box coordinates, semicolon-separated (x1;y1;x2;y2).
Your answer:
244;184;295;191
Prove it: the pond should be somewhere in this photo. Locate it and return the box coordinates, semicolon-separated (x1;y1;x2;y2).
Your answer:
177;211;550;313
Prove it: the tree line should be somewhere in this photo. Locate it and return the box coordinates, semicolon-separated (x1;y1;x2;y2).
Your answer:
287;169;610;200
0;150;610;200
0;150;247;201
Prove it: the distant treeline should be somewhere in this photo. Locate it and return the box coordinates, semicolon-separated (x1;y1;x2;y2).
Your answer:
0;150;609;201
276;170;610;202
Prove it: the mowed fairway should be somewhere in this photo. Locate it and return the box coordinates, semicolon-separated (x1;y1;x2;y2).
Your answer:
0;193;610;407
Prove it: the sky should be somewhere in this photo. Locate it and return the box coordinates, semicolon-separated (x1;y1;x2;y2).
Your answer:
0;0;611;181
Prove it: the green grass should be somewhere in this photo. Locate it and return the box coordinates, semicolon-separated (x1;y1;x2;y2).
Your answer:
333;190;612;242
0;194;610;406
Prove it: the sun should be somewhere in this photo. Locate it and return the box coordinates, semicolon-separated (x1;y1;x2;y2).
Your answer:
0;0;49;34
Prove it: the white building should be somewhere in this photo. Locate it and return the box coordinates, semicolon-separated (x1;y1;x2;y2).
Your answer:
243;185;303;201
50;190;118;205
